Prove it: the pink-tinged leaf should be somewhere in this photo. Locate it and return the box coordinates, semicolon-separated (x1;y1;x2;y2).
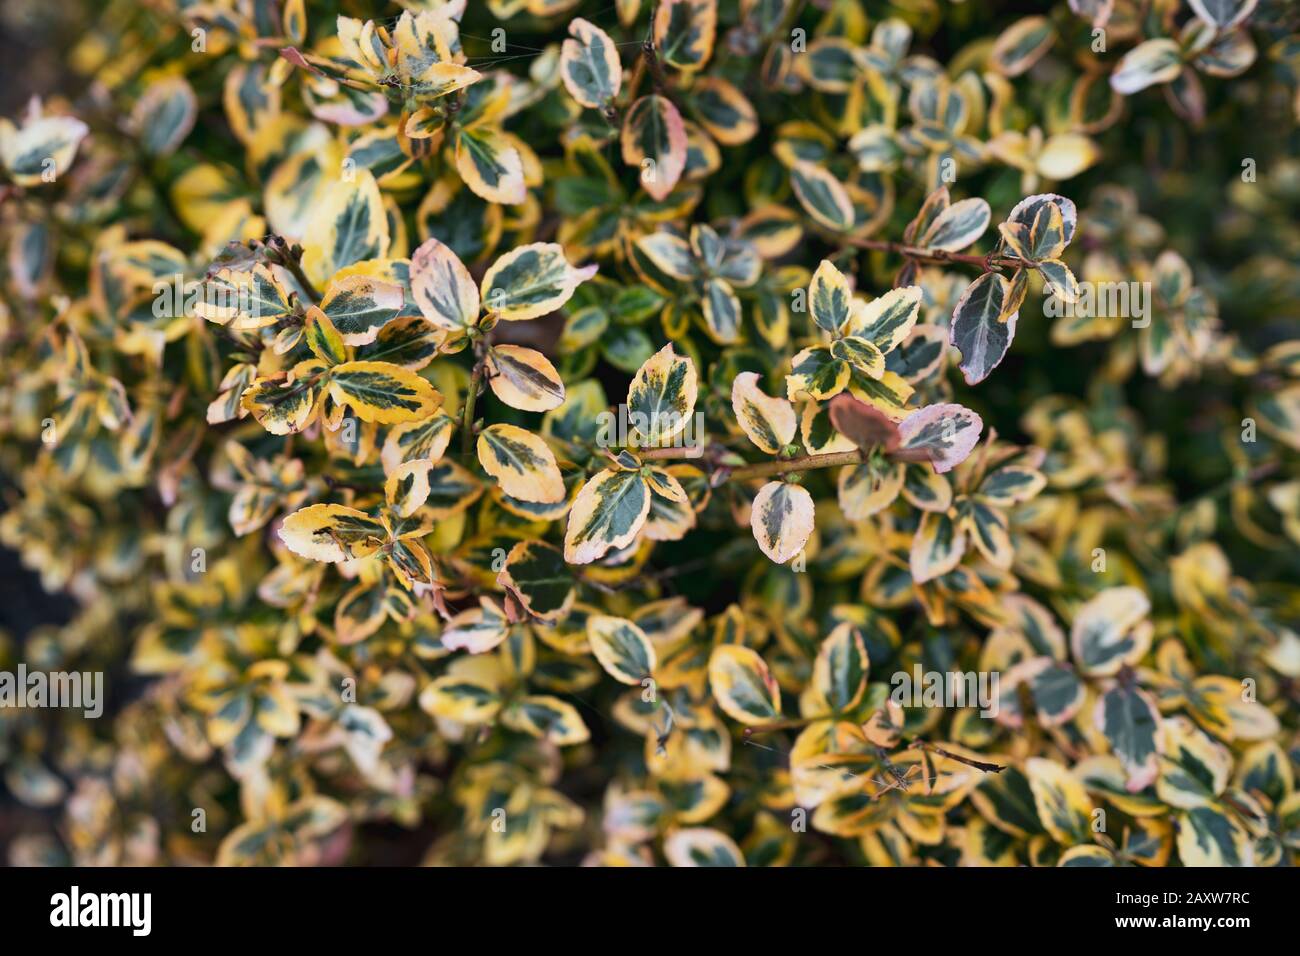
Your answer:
622;95;687;202
827;393;900;453
895;403;984;474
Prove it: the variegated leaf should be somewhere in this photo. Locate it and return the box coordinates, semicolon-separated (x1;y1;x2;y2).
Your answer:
1004;192;1078;247
502;695;590;745
628;343;698;446
846;369;913;420
965;499;1013;568
481;242;597;321
1070;586;1152;677
849;286;922;355
950;271;1017;385
1188;0;1258;28
301;171;389;285
476;424;565;504
1025;757;1092;845
787;346;849;401
808;259;853;334
790;161;854;233
588;615;657;684
279;503;386;563
750;480;815;564
701;277;743;343
690;77;758;146
635;232;697;281
564;469;651;564
919;198;990;252
664;828;746;867
241;372;321;435
409;236;479;331
0;112;88;186
1038;259;1079;304
990;17;1055;78
622;95;687;202
455;125;526;205
1110;39;1184;95
356;315;442;370
811;623;870;715
133;76;198;157
731;371;796;455
1156;716;1231;809
423;460;484;518
831;335;886;380
978;465;1047;506
327;361;442;424
1095;683;1162;791
196;265;293;329
801;400;857;455
319;275;405;345
643;466;696;542
303;308;346;368
910;510;966;583
419;674;502;723
999;657;1086;728
654;0;716;72
895;403;984;474
486;344;566;412
443;598;510;654
560;18;622;108
499;540;575;624
1177;806;1252;866
384;459;436;518
838;461;904;520
381;410;455;473
709;645;781;724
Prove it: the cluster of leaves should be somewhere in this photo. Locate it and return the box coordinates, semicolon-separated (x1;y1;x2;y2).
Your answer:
1;0;1299;867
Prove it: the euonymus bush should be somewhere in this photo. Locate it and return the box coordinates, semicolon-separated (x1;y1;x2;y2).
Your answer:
1;0;1299;867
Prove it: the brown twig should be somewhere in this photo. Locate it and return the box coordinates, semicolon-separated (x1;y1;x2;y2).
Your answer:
727;450;864;482
636;444;706;461
907;738;1005;774
636;444;864;481
842;235;1028;272
461;356;485;455
264;239;322;304
642;37;672;95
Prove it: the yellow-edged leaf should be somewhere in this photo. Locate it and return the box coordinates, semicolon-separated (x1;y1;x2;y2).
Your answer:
476;423;565;503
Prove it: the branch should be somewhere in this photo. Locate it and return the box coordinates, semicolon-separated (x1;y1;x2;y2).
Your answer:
841;235;1028;272
642;38;672;95
907;738;1005;774
636;444;705;461
727;450;864;481
461;358;485;455
636;444;864;481
280;257;322;305
264;238;322;304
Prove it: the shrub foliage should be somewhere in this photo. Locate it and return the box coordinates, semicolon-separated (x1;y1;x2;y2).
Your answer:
1;0;1299;867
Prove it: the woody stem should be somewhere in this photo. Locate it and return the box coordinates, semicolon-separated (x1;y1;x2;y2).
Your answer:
632;445;866;480
281;257;322;304
727;450;864;481
842;235;1028;271
907;738;1005;774
461;358;485;455
642;40;671;94
635;445;703;460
